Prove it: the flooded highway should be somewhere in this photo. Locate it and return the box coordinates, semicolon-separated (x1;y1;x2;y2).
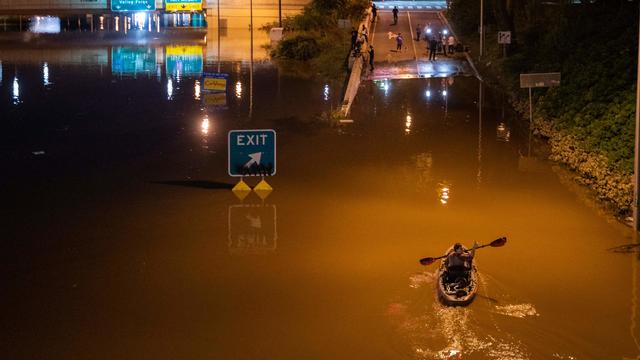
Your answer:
1;27;640;360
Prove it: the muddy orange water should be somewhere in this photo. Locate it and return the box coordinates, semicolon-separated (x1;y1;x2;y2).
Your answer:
1;40;639;359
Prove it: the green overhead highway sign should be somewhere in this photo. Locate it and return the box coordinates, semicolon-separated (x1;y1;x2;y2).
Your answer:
111;0;155;11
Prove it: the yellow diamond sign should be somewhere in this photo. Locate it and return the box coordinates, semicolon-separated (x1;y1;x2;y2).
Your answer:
232;179;252;200
253;179;273;200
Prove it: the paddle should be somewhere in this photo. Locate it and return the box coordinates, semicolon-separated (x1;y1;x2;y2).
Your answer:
418;237;507;266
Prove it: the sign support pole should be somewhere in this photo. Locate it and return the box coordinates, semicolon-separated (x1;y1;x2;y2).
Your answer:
634;10;640;231
520;73;560;158
479;0;483;58
528;87;533;156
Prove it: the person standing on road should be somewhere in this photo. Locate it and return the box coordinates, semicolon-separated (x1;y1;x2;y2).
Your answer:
428;37;438;61
448;35;456;54
361;24;369;43
396;32;404;51
440;33;448;57
369;45;375;71
416;24;422;41
392;6;399;25
350;27;358;50
371;3;377;22
354;35;365;56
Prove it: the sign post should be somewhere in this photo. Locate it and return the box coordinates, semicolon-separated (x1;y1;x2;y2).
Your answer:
520;72;561;155
498;31;511;58
202;72;228;108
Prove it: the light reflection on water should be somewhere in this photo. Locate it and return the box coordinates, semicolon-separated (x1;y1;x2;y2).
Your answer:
235;81;243;99
194;79;201;100
42;62;50;87
200;114;210;135
12;76;20;104
166;77;173;100
29;16;61;34
397;273;532;359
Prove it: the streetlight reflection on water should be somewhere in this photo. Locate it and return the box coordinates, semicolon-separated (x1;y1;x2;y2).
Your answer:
405;114;412;134
235;81;243;99
373;79;391;96
12;76;20;105
194;80;201;100
43;62;50;87
201;115;210;135
167;78;174;100
438;182;451;205
497;122;511;142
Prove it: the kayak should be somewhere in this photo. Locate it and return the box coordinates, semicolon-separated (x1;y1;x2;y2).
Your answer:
436;246;478;306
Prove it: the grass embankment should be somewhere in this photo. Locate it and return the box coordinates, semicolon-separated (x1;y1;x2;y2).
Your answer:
261;0;368;80
448;1;638;215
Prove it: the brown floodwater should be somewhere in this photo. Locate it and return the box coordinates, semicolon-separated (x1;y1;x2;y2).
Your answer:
1;36;639;359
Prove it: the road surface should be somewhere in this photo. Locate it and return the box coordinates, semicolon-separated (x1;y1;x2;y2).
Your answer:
367;10;474;79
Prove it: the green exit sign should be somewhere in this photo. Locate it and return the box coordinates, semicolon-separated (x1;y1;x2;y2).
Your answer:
111;0;156;11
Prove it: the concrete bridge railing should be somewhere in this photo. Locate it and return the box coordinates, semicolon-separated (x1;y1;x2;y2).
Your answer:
340;8;372;118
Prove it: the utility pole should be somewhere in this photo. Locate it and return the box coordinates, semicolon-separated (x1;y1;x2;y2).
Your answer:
634;11;640;231
279;0;282;27
479;0;484;58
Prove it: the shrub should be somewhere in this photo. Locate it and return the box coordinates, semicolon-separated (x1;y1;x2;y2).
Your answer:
273;35;321;61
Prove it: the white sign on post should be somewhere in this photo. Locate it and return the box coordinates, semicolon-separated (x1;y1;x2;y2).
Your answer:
498;31;511;44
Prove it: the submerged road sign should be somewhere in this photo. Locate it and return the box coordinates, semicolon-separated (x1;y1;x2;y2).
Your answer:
203;72;228;92
520;72;561;88
228;129;276;177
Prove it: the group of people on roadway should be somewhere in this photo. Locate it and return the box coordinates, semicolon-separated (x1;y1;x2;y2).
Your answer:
416;23;458;61
350;4;468;74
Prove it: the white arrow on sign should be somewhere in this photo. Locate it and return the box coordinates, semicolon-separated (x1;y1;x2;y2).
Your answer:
244;152;262;168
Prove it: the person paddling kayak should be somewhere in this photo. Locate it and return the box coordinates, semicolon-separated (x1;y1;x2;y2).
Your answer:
445;242;478;280
419;237;506;306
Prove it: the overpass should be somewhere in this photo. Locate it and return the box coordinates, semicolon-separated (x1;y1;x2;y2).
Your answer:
0;0;308;15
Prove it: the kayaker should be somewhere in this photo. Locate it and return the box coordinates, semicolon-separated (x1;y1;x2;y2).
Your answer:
445;242;477;272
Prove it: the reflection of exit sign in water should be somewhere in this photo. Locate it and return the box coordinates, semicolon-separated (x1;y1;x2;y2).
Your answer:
228;205;277;255
111;0;155;11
